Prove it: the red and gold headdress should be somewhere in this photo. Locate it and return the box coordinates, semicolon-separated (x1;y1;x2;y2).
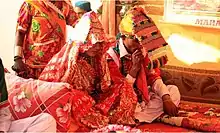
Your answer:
119;7;168;69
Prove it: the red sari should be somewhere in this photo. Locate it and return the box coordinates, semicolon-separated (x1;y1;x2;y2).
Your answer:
39;11;137;129
16;0;78;79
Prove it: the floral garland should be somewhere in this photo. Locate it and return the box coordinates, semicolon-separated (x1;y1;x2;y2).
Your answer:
92;124;142;132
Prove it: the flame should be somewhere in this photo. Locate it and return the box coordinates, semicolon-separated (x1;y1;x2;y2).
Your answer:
167;34;220;65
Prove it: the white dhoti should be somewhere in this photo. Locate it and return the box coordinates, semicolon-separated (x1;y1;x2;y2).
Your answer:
9;113;56;133
0;106;56;133
134;85;180;123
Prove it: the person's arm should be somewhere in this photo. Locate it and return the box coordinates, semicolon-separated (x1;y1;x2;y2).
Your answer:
147;67;179;116
0;59;12;132
147;68;170;99
12;2;32;73
14;31;25;59
14;2;32;58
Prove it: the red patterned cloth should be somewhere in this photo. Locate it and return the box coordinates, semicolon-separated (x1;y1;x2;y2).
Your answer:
39;11;137;127
5;73;108;132
138;122;194;132
16;0;78;78
157;101;220;132
39;11;111;90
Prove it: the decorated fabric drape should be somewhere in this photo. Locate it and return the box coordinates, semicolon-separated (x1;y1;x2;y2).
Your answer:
119;7;168;69
100;0;116;37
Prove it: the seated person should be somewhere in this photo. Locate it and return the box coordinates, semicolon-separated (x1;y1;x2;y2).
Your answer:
106;7;181;123
0;58;56;132
39;11;137;126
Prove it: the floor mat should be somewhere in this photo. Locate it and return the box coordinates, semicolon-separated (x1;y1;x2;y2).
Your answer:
156;101;220;132
91;101;219;132
137;122;193;132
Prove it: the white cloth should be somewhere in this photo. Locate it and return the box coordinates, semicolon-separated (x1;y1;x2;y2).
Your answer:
0;106;11;132
0;106;56;132
134;84;180;123
66;25;78;43
152;78;170;98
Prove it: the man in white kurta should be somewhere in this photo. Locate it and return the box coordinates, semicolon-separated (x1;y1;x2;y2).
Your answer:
106;7;181;123
0;58;56;132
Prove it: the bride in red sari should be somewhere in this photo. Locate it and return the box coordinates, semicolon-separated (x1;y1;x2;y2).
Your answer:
7;11;109;131
39;11;137;127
